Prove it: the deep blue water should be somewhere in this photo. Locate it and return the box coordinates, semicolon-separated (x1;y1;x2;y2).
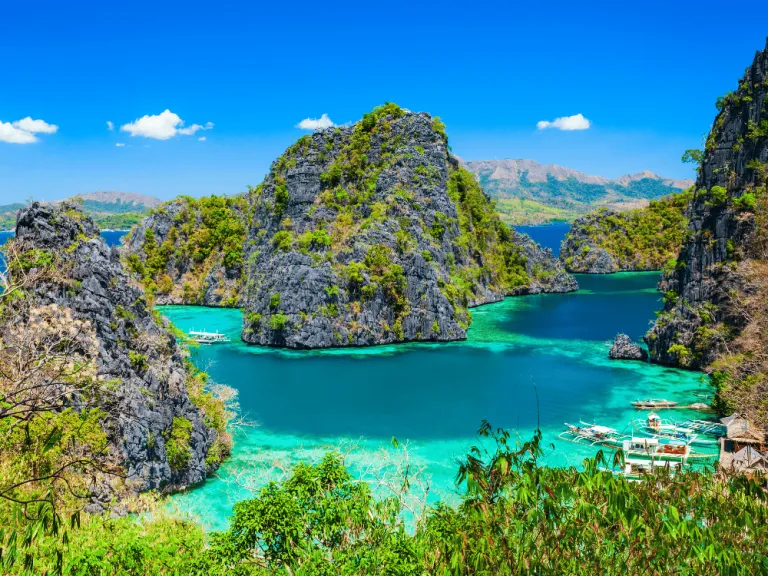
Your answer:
0;230;126;247
515;222;570;257
101;230;129;247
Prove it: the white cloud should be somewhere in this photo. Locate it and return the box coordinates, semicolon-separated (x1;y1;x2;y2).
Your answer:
107;121;114;131
12;117;58;134
536;113;591;131
198;136;206;141
0;121;39;143
120;110;213;140
115;142;125;147
296;114;334;130
0;116;59;144
178;121;214;136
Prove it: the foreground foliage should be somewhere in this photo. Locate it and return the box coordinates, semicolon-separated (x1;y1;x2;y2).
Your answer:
11;423;768;575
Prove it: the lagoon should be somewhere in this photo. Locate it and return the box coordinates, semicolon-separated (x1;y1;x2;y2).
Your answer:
161;271;710;531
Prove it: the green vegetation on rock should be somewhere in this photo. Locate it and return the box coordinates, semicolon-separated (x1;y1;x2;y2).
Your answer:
123;195;249;306
645;40;768;431
561;190;692;273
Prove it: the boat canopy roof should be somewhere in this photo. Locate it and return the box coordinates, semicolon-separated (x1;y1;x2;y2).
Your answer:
590;425;617;434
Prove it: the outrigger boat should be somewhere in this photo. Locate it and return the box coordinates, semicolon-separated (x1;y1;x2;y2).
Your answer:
631;398;678;410
633;413;719;446
678;419;724;436
189;330;231;344
605;458;683;481
559;422;624;448
621;437;691;461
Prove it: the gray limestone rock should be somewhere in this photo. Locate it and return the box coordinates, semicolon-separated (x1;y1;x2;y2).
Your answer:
239;108;577;349
11;203;222;494
609;333;648;361
645;39;768;368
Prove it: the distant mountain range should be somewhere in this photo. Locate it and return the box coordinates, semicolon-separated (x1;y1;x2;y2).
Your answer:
462;159;694;225
0;191;162;230
0;162;692;231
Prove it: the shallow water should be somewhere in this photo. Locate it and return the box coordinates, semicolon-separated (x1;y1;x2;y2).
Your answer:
161;271;713;531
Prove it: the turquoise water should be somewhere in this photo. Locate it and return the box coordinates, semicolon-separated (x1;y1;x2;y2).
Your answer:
161;271;713;531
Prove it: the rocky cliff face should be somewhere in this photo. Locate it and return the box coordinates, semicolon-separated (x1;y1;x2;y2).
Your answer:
560;192;691;274
240;104;576;349
9;203;227;493
646;40;768;381
122;195;248;306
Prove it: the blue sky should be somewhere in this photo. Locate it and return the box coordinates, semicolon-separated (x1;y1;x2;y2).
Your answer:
1;0;766;203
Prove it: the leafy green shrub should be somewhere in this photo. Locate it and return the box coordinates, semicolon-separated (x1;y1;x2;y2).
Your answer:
733;192;757;211
269;313;288;331
709;185;728;206
269;293;281;309
272;230;293;251
274;180;290;215
128;351;148;373
165;417;192;471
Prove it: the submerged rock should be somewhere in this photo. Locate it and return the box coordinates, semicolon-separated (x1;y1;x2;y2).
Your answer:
8;203;228;495
239;104;577;349
609;333;648;361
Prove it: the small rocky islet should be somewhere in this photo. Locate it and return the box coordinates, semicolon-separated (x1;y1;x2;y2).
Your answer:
609;333;649;361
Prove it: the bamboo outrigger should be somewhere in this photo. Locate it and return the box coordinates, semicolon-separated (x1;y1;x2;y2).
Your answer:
631;399;678;410
632;413;719;446
559;422;624;448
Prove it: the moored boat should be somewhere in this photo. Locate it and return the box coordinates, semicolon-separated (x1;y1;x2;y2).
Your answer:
189;330;231;344
631;398;678;410
633;413;719;446
559;422;623;448
621;437;691;461
605;458;683;481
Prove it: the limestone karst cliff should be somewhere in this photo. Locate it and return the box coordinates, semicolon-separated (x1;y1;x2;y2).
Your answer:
3;203;230;496
238;104;577;349
644;39;768;424
559;192;691;273
122;195;249;306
